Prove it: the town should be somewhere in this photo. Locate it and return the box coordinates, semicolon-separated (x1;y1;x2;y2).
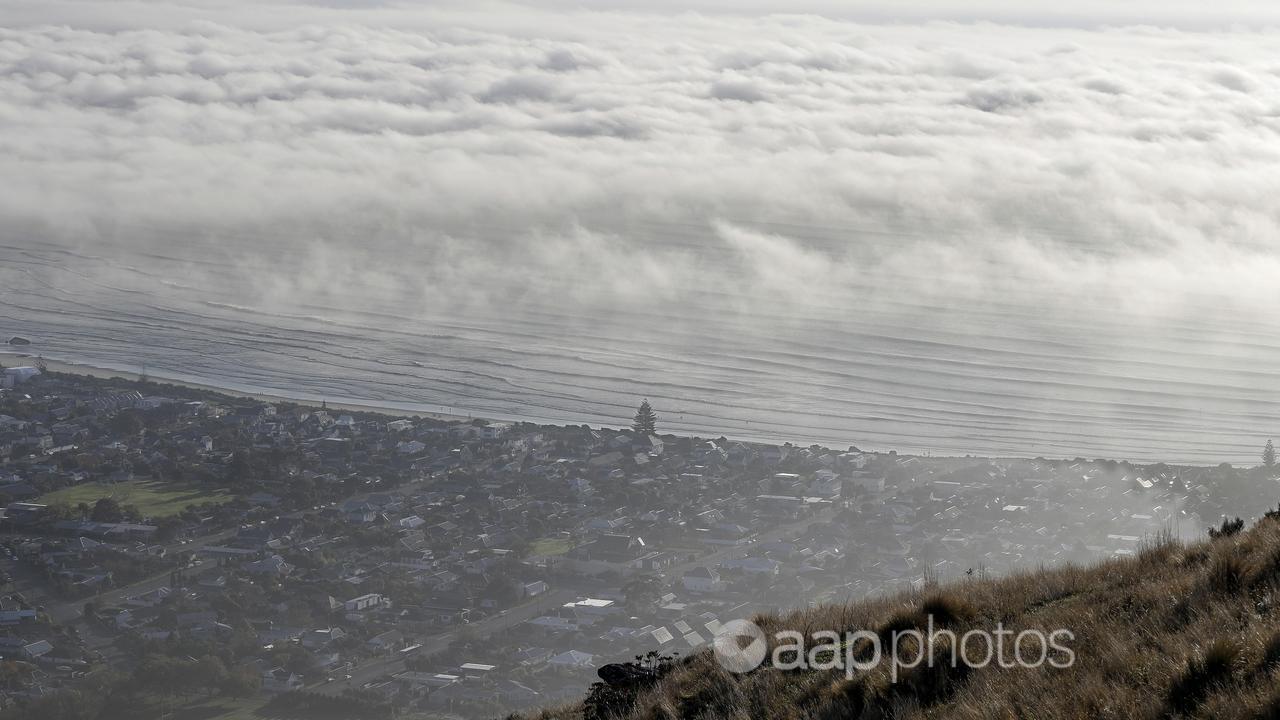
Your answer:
0;363;1272;720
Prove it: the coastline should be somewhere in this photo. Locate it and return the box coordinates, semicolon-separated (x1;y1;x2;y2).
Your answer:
0;351;1234;468
0;352;476;424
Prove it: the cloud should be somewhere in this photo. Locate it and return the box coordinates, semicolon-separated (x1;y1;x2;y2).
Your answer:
480;74;560;103
3;4;1280;390
0;6;1277;306
959;85;1043;112
709;78;768;103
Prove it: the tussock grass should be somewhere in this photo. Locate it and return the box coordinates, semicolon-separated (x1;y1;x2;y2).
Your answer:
1166;638;1242;715
524;514;1280;720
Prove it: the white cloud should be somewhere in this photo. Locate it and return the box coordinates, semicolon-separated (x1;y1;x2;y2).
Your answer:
2;5;1279;313
4;2;1280;461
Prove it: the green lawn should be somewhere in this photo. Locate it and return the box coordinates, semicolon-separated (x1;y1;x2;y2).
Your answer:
37;479;234;517
529;537;573;556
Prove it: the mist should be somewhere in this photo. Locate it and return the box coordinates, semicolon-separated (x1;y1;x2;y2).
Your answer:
4;1;1280;461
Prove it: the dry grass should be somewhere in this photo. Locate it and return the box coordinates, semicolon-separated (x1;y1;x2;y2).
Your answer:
521;514;1280;720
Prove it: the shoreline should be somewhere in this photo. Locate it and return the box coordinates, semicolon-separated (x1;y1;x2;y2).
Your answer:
1;352;476;424
0;352;1233;468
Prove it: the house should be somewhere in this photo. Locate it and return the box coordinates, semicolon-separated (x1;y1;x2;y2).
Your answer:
848;472;886;494
344;593;387;612
19;640;52;661
301;627;346;649
123;586;172;608
4;503;47;524
261;667;304;693
720;556;781;576
681;566;724;594
492;679;542;706
343;503;378;524
397;515;425;530
513;646;554;666
0;609;39;625
458;662;496;679
413;603;470;626
241;555;293;576
365;629;404;653
396;440;426;455
547;650;595;669
561;598;618;617
1;367;40;388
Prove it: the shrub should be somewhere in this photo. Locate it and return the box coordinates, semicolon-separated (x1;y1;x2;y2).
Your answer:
814;677;869;720
1166;639;1242;715
893;640;976;708
1251;549;1280;591
1209;517;1246;540
878;608;924;641
919;593;976;628
583;651;677;720
1207;554;1251;595
1256;691;1280;720
1260;632;1280;673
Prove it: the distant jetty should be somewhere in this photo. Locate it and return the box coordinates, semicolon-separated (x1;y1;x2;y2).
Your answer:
7;336;31;346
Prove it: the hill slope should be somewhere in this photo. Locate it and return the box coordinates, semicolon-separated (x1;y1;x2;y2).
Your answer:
526;515;1280;720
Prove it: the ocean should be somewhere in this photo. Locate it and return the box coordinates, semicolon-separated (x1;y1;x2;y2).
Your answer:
4;219;1278;466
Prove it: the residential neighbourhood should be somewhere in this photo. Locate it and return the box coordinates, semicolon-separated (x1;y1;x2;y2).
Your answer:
0;367;1266;718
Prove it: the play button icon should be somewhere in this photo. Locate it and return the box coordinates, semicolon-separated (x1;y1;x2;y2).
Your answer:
713;619;768;673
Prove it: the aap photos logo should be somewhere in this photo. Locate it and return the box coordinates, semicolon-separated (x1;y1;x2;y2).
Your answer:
711;615;1077;682
713;619;768;673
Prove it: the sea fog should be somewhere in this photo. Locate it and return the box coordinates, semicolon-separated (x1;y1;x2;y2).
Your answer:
4;2;1280;463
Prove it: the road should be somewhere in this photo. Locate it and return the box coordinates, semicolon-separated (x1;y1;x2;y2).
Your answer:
41;526;239;623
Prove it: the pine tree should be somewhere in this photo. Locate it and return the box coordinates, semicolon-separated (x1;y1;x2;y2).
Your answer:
1265;439;1276;469
632;399;657;435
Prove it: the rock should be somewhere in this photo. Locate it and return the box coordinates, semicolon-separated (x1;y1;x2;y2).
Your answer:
7;336;31;346
597;663;652;687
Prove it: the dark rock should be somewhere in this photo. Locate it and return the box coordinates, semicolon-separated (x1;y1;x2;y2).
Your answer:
597;663;651;687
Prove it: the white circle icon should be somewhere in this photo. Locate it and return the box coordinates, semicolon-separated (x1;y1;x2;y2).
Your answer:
713;619;767;673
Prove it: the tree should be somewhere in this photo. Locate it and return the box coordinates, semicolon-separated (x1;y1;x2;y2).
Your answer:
222;665;261;697
632;399;657;435
1265;439;1276;469
90;498;124;523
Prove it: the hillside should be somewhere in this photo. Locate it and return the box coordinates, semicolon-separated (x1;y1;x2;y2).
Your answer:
525;513;1280;720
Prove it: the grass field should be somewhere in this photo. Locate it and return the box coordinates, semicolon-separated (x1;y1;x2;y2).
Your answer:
37;479;234;518
529;537;573;556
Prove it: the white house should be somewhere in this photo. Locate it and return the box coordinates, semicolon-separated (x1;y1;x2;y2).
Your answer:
344;593;387;612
